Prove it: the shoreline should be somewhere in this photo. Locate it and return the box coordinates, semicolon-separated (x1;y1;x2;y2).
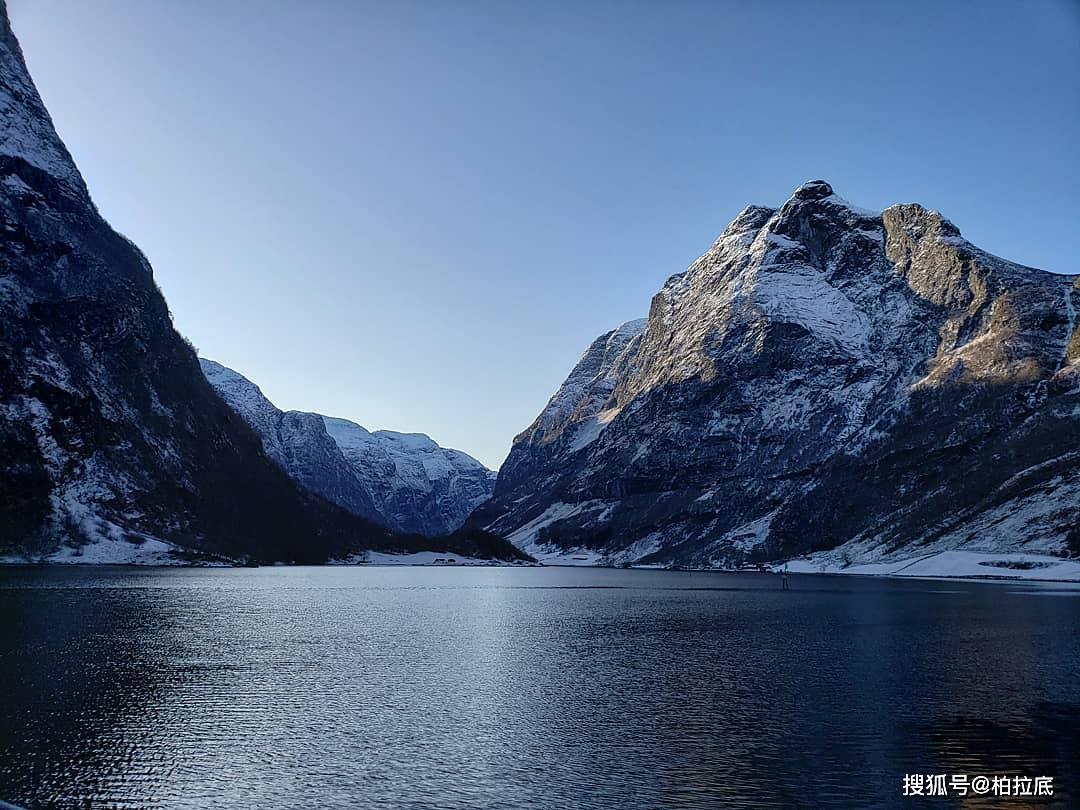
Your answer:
2;551;1079;584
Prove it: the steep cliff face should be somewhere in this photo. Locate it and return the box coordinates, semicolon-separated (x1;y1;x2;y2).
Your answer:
496;319;645;495
0;3;418;563
201;360;496;536
472;180;1080;568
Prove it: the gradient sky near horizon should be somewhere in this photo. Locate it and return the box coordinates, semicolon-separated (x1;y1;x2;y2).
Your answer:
9;0;1079;467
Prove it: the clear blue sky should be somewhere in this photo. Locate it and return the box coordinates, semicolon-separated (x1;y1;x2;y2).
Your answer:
9;0;1079;468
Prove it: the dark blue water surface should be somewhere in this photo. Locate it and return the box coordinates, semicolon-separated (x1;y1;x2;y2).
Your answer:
0;566;1077;809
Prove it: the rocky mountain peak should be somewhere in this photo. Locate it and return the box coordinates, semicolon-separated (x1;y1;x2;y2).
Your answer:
791;179;834;200
473;182;1080;569
723;205;776;236
883;203;962;240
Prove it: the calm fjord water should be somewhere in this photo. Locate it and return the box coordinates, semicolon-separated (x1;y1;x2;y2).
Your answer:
0;566;1077;809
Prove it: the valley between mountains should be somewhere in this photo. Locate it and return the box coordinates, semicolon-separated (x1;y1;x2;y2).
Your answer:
1;1;1077;579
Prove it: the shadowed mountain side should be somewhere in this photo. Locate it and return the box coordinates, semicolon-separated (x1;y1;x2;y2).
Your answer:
0;3;519;564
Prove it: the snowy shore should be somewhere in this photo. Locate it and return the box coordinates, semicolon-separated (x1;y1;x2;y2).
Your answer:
0;542;529;567
3;542;1077;582
779;550;1080;582
329;550;532;566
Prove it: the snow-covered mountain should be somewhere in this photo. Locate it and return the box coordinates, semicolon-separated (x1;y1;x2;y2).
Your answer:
0;1;399;563
471;180;1080;570
201;359;496;536
0;4;521;564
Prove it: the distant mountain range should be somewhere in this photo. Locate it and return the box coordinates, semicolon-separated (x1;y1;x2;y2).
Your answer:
471;180;1080;571
0;3;520;565
200;359;495;537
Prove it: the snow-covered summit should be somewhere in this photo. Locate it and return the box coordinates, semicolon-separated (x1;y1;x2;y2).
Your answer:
372;429;440;453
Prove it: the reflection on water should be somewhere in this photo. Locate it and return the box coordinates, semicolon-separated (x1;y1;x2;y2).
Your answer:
0;567;1077;808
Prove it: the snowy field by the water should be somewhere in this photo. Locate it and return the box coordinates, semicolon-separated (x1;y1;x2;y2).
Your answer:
330;550;524;566
783;550;1080;582
4;540;1077;582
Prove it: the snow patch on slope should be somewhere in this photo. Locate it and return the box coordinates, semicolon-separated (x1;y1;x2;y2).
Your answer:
753;264;871;353
567;406;623;452
502;500;614;562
